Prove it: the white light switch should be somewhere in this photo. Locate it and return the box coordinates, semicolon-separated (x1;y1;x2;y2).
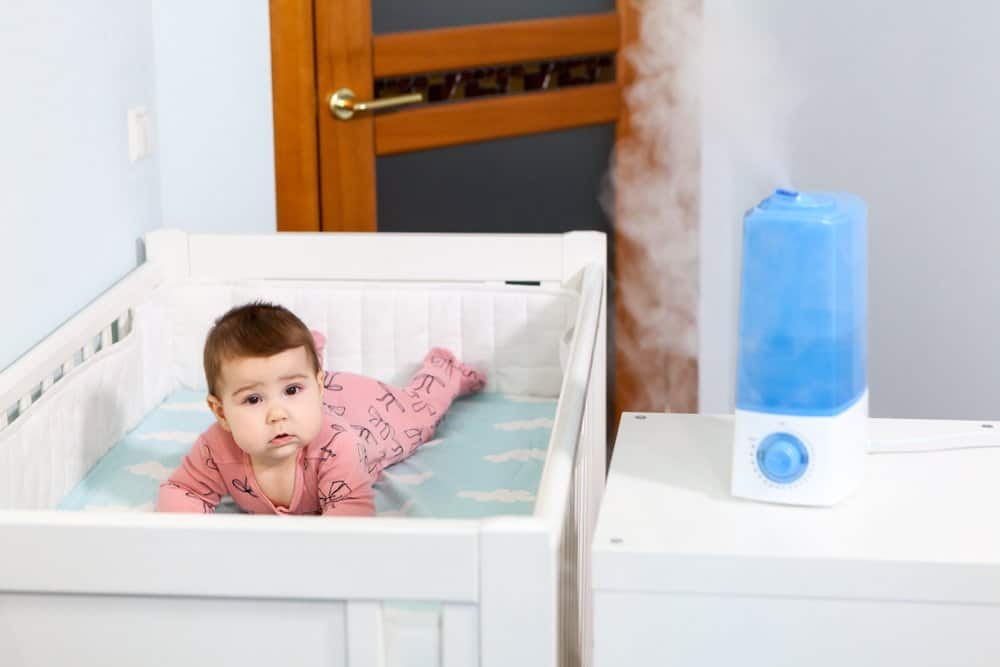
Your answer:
127;106;151;162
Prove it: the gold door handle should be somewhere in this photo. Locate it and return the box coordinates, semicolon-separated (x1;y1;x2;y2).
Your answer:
329;87;423;120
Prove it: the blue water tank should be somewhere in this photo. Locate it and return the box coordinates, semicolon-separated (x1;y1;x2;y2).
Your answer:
735;189;868;416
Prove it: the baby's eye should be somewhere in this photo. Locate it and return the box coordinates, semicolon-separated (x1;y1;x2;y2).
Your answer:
285;384;304;396
243;394;262;405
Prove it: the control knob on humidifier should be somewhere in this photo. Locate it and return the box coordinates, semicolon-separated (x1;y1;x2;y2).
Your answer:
731;189;868;506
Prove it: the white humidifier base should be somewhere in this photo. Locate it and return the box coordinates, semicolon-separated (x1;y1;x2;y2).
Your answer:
731;391;869;506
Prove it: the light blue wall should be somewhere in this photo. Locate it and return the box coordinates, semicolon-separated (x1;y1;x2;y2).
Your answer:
0;1;162;371
152;0;276;233
1;1;277;371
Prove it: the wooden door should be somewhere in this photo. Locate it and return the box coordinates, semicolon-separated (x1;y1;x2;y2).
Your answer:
268;0;682;424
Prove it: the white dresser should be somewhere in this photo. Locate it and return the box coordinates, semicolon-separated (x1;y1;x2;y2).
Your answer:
592;412;1000;667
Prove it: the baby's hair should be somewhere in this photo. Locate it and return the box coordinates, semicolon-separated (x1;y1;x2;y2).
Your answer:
203;301;320;397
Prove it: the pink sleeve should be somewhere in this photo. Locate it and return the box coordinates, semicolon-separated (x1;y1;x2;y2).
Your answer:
316;436;375;517
157;437;227;513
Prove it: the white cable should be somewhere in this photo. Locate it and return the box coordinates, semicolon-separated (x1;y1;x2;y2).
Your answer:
869;420;1000;454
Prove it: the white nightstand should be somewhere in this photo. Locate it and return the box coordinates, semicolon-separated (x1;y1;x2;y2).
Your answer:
592;412;1000;667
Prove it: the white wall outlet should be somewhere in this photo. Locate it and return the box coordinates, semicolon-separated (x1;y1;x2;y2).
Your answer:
127;106;151;162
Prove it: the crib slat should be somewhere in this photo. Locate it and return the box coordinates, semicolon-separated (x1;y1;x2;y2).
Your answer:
100;326;113;350
18;395;31;415
442;604;478;667
345;601;383;667
119;310;132;338
0;263;161;421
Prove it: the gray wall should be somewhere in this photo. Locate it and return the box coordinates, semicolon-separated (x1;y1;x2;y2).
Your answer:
2;0;277;370
700;0;1000;419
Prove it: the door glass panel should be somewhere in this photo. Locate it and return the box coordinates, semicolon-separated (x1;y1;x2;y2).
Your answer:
375;125;614;235
372;0;615;34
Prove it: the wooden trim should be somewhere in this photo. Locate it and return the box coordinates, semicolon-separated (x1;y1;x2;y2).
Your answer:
613;1;638;143
611;0;699;423
375;83;620;155
314;0;378;232
373;13;620;78
613;0;648;426
269;0;320;232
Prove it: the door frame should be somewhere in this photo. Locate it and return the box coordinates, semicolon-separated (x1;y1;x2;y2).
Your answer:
266;0;691;424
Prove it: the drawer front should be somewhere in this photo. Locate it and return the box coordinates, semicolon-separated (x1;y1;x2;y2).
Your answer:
594;590;1000;667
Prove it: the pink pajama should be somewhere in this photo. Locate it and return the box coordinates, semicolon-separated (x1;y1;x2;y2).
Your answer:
157;346;485;515
321;347;484;478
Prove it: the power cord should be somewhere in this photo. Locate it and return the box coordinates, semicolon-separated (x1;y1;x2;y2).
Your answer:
868;419;1000;454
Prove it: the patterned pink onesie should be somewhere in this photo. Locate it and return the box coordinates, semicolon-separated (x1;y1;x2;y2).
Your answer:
157;347;485;515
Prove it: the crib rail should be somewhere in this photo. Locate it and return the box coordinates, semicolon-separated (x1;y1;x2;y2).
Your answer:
535;263;604;528
0;263;163;434
0;511;480;601
477;263;605;667
535;262;605;667
171;230;575;283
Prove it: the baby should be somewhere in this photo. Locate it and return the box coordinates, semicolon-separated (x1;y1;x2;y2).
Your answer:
157;302;485;515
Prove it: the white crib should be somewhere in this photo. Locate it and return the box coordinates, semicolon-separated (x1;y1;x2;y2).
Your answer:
0;230;606;667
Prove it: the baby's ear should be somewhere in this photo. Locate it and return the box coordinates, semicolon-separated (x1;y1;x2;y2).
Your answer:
310;329;326;366
206;394;230;432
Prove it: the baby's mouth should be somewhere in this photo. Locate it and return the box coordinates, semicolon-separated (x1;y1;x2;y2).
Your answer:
270;433;295;446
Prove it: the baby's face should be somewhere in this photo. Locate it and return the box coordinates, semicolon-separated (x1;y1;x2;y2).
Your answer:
208;346;325;465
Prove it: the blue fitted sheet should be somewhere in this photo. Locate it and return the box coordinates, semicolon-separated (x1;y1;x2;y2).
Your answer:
58;389;557;518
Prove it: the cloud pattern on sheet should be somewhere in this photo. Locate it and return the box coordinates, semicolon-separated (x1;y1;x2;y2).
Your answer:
59;389;558;519
135;431;200;444
377;499;416;517
383;471;434;485
484;449;547;463
506;395;557;404
458;489;535;503
126;461;173;481
494;418;554;431
159;402;211;413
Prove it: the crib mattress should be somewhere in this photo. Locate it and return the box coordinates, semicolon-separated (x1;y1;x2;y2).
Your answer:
59;388;556;517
